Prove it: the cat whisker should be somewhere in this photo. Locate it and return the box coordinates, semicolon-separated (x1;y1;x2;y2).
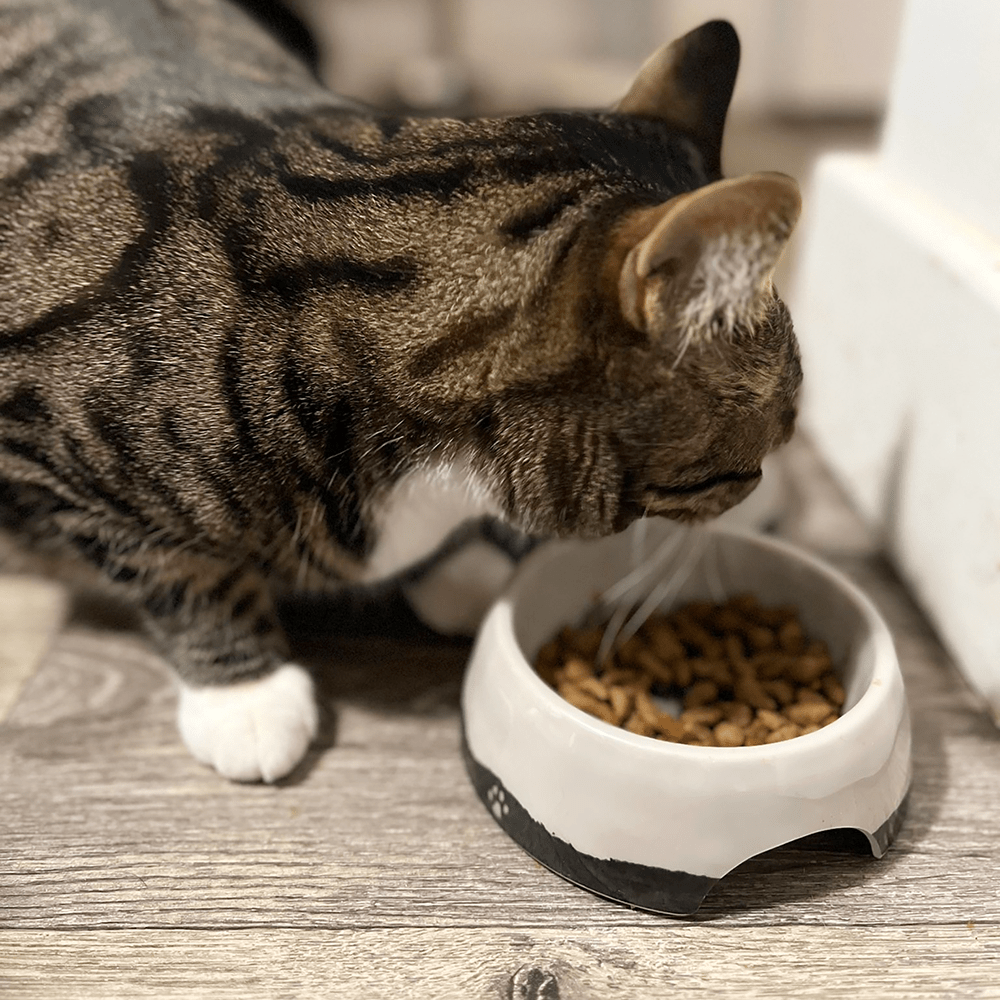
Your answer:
611;526;705;651
590;524;683;616
671;328;696;370
703;529;727;604
590;521;689;665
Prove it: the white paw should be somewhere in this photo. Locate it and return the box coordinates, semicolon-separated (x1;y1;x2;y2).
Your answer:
177;663;319;783
403;541;517;636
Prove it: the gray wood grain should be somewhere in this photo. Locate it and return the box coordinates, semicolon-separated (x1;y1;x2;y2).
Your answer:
3;926;999;999
2;569;999;933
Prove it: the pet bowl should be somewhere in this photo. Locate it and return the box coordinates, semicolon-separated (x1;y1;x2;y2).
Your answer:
461;521;911;915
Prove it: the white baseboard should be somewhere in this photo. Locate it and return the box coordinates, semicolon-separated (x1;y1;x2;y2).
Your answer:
791;152;1000;718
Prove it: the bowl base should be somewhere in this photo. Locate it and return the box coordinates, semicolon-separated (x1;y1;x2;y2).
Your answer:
462;730;718;916
463;728;909;916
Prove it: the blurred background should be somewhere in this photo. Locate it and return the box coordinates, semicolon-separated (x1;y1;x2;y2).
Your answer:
293;0;903;119
290;0;904;292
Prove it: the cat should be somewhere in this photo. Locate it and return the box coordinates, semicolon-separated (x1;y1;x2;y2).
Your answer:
0;1;802;782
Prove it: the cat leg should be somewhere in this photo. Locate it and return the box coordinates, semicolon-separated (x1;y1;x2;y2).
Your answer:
402;538;519;637
140;562;318;783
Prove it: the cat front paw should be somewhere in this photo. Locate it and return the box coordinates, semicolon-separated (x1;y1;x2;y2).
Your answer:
177;663;319;783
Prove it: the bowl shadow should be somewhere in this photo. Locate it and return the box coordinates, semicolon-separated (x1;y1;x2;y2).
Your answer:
690;824;903;920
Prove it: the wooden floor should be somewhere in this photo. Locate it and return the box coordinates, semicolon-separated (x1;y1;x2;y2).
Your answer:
2;436;999;999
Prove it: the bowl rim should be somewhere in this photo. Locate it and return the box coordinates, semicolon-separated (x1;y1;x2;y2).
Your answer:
493;522;901;762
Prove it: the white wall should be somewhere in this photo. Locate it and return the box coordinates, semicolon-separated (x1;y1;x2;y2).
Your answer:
792;0;1000;717
881;1;1000;243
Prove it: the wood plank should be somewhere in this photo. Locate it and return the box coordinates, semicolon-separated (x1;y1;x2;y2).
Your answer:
2;565;1000;932
2;925;999;999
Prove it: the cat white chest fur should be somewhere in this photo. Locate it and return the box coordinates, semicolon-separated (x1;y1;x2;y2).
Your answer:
362;458;500;582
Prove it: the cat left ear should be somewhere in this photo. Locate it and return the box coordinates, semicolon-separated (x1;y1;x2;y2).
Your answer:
616;20;740;178
617;172;802;341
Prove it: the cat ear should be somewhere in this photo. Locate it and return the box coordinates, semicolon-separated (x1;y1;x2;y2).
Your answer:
616;20;740;178
617;172;801;341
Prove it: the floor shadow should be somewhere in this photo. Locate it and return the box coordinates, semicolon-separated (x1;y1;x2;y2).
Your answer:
67;586;142;631
281;586;473;716
66;582;475;719
692;827;903;920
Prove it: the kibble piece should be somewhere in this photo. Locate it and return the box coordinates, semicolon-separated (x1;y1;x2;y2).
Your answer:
577;676;610;701
756;708;787;732
633;647;675;685
558;683;616;723
601;666;643;687
674;614;724;659
683;679;719;709
750;602;798;629
754;651;797;681
785;700;835;726
788;654;830;685
822;675;846;707
565;625;604;660
734;676;778;711
657;714;687;742
561;657;593;682
743;719;771;746
620;634;652;665
796;687;831;705
728;592;760;615
722;701;754;728
762;678;796;706
681;705;725;727
691;657;732;687
633;689;676;734
723;632;750;668
710;606;746;633
643;620;686;661
745;625;777;652
681;720;716;745
623;712;657;738
535;639;563;685
608;686;634;724
683;600;716;623
777;619;806;654
765;722;802;743
672;657;694;688
714;721;746;747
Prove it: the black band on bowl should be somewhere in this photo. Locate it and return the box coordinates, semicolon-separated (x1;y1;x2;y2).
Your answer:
461;728;717;916
462;727;909;916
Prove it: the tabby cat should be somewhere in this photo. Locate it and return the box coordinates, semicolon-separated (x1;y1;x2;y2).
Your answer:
0;1;802;782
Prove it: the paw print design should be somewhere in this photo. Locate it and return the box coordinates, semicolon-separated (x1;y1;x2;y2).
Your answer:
487;783;510;820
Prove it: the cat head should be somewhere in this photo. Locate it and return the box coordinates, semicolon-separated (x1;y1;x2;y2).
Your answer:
471;21;802;536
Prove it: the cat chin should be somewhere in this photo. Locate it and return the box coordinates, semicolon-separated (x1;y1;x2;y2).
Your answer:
177;663;318;783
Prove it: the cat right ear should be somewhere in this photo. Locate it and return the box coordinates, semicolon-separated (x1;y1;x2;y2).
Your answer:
616;20;740;178
616;172;802;344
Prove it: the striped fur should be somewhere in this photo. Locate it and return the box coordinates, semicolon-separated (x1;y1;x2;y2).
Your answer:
0;3;802;779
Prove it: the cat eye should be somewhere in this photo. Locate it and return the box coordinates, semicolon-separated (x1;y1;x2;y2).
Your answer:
649;468;763;497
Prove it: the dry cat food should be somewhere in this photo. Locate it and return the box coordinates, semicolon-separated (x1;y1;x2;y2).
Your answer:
534;593;845;747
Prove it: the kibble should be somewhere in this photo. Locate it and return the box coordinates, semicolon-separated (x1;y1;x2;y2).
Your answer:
534;593;843;747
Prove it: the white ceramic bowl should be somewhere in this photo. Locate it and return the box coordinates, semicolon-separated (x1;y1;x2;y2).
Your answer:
461;521;911;915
